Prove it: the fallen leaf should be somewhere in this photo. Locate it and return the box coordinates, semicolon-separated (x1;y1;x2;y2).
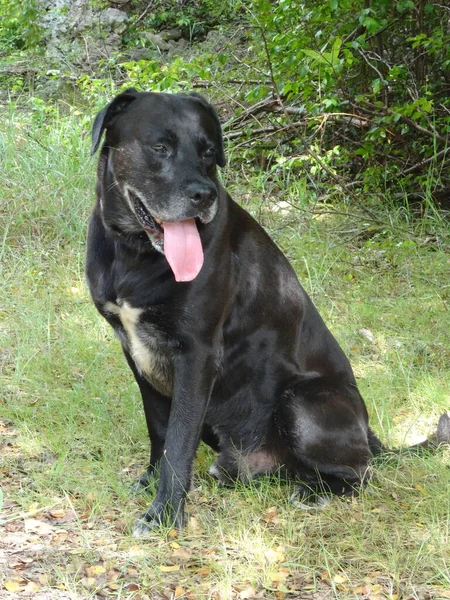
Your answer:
82;577;96;589
4;581;26;593
239;586;256;599
159;565;181;572
174;586;186;598
24;518;54;535
86;564;106;577
172;547;191;562
353;584;372;594
107;583;120;590
265;546;286;564
188;516;202;533
333;574;347;584
262;506;280;524
23;582;40;594
358;328;375;344
271;570;289;583
49;509;67;519
167;529;178;538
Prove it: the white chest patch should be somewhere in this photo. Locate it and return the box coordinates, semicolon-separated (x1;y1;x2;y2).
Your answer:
104;300;173;397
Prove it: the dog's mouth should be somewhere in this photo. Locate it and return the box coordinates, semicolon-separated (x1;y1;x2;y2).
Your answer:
131;194;204;283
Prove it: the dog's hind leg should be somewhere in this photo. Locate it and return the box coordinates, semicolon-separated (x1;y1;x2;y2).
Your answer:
276;379;373;503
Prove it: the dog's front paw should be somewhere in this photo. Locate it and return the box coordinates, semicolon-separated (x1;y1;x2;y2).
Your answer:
132;502;184;536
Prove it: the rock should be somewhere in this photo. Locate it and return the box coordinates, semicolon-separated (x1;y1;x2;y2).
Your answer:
142;32;172;51
99;8;128;34
37;0;128;65
161;28;183;41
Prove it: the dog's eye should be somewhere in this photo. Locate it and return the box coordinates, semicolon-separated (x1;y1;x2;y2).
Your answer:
152;145;168;154
203;148;215;159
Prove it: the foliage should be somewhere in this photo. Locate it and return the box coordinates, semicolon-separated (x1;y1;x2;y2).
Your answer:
127;0;241;40
241;0;450;199
0;0;42;50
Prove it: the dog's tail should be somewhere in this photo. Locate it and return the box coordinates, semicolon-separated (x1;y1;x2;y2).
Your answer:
368;412;450;457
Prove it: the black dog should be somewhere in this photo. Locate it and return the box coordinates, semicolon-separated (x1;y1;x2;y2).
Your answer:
86;89;449;535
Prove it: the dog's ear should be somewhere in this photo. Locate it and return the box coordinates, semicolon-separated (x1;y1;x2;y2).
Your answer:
91;88;139;156
189;93;226;168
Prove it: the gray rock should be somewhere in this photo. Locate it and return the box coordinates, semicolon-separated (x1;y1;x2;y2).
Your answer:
37;0;128;65
161;28;183;41
142;32;171;51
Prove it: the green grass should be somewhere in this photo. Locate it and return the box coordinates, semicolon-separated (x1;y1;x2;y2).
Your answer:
1;106;449;599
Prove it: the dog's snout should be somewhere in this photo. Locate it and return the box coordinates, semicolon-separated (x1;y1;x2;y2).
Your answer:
187;182;217;210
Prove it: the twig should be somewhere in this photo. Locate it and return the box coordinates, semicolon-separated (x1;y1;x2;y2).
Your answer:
224;122;306;140
400;148;449;176
0;500;64;524
135;0;154;25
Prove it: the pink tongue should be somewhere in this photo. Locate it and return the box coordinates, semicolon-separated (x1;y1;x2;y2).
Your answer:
162;219;204;282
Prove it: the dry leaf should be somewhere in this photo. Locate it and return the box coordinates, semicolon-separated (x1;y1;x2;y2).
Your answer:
265;546;286;564
4;581;26;593
262;507;280;524
271;570;289;583
333;574;347;584
50;509;67;519
170;541;181;549
24;518;54;535
358;328;375;344
174;586;186;598
159;565;181;572
129;545;146;556
188;516;202;533
86;564;106;577
81;577;96;589
239;586;256;599
107;583;120;590
23;581;40;594
172;547;191;562
167;529;178;538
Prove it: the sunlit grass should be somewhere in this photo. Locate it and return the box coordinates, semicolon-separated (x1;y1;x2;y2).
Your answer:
1;106;449;598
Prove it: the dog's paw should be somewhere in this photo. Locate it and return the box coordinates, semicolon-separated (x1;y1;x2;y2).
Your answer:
289;485;332;510
208;463;236;486
132;503;184;536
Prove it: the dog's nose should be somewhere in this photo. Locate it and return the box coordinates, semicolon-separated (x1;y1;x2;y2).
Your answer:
187;183;217;210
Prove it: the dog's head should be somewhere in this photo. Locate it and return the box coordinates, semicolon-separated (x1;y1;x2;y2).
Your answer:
91;89;225;281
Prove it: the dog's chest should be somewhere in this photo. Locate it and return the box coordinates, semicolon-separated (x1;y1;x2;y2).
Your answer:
104;300;173;397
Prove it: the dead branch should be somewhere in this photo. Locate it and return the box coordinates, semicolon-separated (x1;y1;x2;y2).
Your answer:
400;148;449;176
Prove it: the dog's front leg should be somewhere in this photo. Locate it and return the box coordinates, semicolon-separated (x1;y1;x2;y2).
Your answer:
133;348;217;535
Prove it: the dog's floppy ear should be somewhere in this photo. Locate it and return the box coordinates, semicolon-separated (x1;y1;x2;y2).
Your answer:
91;88;139;156
189;92;226;168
